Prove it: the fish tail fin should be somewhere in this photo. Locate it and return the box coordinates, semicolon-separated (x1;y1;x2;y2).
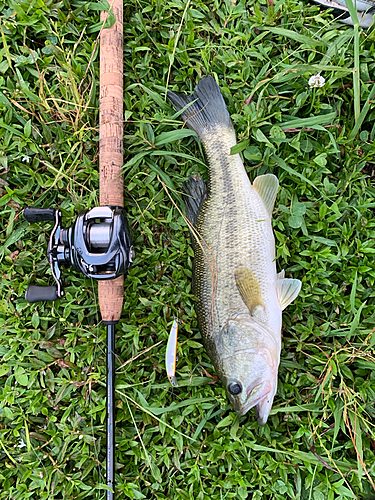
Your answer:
167;76;234;139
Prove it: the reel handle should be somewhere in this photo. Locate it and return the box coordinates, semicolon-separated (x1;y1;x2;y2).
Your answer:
23;207;56;223
26;285;60;303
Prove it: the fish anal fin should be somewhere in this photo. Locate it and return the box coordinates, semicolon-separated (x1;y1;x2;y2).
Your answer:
277;278;302;311
253;174;279;216
235;267;264;316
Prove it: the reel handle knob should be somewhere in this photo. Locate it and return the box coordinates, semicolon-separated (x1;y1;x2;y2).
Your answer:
24;207;56;223
26;285;60;303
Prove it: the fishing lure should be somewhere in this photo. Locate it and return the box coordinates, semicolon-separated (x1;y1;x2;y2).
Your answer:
166;317;179;387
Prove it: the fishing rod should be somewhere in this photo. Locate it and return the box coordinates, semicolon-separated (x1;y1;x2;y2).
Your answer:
23;1;129;498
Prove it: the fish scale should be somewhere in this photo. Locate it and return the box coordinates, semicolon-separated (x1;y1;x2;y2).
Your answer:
196;128;277;336
168;76;302;424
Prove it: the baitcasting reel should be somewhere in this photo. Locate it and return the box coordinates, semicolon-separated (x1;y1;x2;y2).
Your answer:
24;206;133;303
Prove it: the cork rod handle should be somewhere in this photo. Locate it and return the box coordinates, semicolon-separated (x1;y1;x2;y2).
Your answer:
98;0;124;323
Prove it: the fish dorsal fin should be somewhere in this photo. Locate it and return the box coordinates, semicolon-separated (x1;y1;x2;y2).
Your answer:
253;174;279;216
276;278;302;311
235;267;264;316
182;175;207;226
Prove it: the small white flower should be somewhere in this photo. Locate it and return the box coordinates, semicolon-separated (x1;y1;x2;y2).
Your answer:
308;74;325;88
16;438;27;448
22;156;31;163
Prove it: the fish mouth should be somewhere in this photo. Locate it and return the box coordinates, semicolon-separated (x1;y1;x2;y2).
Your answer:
231;380;272;417
256;404;270;426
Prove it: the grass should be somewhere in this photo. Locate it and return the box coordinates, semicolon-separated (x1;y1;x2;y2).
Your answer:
0;0;375;498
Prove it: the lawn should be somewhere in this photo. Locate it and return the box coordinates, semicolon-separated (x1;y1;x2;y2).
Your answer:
0;0;375;498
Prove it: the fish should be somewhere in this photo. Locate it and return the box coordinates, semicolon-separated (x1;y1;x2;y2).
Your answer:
166;317;179;387
167;76;302;425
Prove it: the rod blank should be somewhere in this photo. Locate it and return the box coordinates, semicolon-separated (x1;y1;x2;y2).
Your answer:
106;323;116;500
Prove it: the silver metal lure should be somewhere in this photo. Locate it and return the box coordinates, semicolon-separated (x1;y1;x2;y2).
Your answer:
166;317;179;387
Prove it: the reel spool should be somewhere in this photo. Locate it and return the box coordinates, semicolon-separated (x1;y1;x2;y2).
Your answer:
24;206;133;303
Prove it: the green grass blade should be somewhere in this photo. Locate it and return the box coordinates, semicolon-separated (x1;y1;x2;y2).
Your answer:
349;83;375;139
344;0;360;24
154;129;197;146
258;27;327;47
279;112;336;129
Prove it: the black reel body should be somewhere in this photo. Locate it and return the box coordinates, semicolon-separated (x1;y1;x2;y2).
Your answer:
24;206;133;303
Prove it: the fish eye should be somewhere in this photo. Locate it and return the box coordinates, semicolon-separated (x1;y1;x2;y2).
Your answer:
228;382;242;395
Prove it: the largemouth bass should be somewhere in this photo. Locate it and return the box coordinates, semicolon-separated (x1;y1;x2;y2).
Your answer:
167;76;301;425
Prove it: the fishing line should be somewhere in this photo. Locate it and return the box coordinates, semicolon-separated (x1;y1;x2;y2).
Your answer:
164;0;191;99
114;388;197;442
116;340;164;371
157;176;218;299
158;174;222;346
124;397;151;467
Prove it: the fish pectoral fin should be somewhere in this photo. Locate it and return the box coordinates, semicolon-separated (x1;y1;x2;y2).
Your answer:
277;278;302;311
235;267;264;316
253;174;279;216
